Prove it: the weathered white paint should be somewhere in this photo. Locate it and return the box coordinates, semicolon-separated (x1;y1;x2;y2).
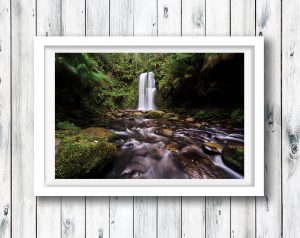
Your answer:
0;0;10;237
282;0;300;237
2;0;289;237
256;0;282;237
11;0;36;237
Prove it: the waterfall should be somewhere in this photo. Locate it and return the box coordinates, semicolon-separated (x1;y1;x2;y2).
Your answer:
138;72;156;110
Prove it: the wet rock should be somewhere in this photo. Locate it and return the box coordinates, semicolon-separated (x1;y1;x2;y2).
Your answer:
185;117;194;122
145;110;165;119
161;128;173;137
201;141;223;154
167;143;179;152
133;111;143;116
82;127;117;142
115;112;124;117
222;146;244;175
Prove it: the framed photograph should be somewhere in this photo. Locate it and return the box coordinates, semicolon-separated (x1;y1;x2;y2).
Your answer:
34;37;264;196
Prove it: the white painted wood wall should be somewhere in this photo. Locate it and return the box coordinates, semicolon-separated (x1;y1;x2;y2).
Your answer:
0;0;296;237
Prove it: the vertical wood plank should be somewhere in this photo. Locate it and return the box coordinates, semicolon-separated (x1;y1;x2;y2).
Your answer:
36;1;62;237
11;0;36;237
110;197;133;238
158;0;181;36
230;1;256;237
86;0;109;36
157;1;182;237
205;1;231;237
182;0;205;36
181;1;206;237
282;0;300;237
182;197;205;238
62;0;86;36
133;1;158;238
60;1;86;238
134;0;157;36
256;0;282;237
157;197;181;238
110;0;134;36
0;0;11;237
86;197;109;238
206;0;230;36
109;2;134;238
62;197;85;238
85;1;110;237
134;197;157;238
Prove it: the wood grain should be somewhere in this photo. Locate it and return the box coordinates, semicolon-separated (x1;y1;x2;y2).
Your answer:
256;0;282;237
282;0;300;237
86;0;109;36
0;0;10;237
230;1;256;237
36;1;62;237
11;0;36;237
110;0;134;36
158;0;181;35
182;0;205;36
110;197;133;238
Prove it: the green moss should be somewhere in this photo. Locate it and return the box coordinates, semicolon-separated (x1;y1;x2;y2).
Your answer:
56;121;81;131
145;110;165;119
231;108;244;125
55;130;117;179
222;146;244;175
162;112;176;119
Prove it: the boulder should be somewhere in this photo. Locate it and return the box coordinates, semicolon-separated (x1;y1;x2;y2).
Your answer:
161;128;173;137
145;110;165;119
82;127;117;142
221;146;244;175
185;117;194;122
201;141;223;154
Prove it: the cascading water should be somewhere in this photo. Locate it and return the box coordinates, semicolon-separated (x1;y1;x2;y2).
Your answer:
138;72;156;110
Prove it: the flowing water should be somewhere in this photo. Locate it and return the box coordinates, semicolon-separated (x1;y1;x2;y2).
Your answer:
101;111;244;179
138;72;156;111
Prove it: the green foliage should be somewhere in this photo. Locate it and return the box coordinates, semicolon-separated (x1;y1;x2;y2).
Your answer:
222;146;244;175
230;108;244;125
56;121;81;131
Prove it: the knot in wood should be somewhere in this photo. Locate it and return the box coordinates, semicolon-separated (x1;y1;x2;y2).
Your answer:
4;206;8;216
65;218;71;227
267;111;274;129
291;143;298;155
164;6;168;18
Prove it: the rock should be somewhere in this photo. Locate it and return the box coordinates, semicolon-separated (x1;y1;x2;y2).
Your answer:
115;112;124;117
161;128;173;137
222;146;244;175
162;112;176;119
167;116;179;121
167;143;179;152
55;131;117;179
201;141;223;154
145;110;165;119
185;117;194;122
82;127;117;142
133;112;143;116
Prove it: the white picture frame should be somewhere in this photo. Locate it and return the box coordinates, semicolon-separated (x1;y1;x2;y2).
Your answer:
34;36;264;196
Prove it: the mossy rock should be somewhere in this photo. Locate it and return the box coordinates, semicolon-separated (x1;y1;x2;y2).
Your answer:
55;130;117;179
145;110;165;119
162;112;176;119
222;146;244;175
82;127;117;142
